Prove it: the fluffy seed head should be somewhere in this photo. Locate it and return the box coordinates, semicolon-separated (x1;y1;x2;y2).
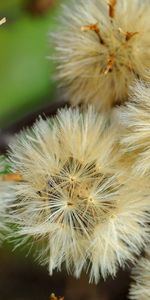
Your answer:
0;156;13;242
0;182;12;241
114;81;150;175
8;107;150;282
52;0;150;111
129;248;150;300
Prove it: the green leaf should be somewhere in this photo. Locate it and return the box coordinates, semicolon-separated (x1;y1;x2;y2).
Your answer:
0;155;11;175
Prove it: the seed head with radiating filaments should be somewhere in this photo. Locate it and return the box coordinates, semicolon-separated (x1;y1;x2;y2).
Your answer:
129;248;150;300
8;107;150;283
0;156;13;242
115;81;150;176
52;0;150;111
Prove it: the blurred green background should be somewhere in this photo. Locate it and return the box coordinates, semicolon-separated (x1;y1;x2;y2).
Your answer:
0;0;61;128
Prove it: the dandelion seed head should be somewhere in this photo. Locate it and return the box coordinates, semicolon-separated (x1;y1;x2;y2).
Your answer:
115;81;150;175
52;0;150;111
8;107;150;282
0;182;11;241
129;248;150;300
0;156;13;242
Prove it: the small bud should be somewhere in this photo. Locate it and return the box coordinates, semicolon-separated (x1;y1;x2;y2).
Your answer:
0;17;6;26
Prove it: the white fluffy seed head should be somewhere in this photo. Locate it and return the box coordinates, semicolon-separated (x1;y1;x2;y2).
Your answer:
52;0;150;111
87;183;150;283
0;156;13;242
8;107;150;283
114;81;150;175
129;248;150;300
0;182;13;239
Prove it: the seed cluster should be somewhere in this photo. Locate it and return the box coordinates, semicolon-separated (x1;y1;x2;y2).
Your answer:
53;0;150;110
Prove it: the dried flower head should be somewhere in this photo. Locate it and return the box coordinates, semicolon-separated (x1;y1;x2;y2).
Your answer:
8;107;150;283
52;0;150;110
114;81;150;175
129;248;150;300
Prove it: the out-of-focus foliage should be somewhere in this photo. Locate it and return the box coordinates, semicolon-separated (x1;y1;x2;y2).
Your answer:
0;0;60;127
0;155;11;175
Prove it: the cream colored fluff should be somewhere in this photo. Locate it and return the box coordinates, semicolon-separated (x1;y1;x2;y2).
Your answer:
52;0;150;111
129;248;150;300
115;81;150;175
0;157;13;242
8;107;150;283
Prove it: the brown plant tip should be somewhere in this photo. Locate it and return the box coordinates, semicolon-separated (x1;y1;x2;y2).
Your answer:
0;173;23;182
0;17;6;26
81;23;105;45
118;27;139;42
50;293;64;300
104;54;115;74
108;0;117;18
81;23;100;34
125;31;139;42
